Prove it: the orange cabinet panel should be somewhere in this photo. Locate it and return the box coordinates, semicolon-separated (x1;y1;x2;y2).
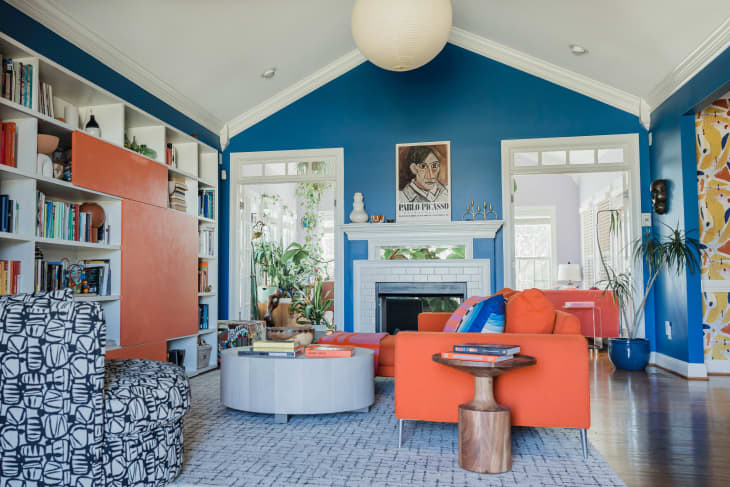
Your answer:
106;341;167;361
72;131;168;207
121;200;198;346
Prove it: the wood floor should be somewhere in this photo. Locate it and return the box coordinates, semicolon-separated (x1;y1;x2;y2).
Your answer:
589;351;730;487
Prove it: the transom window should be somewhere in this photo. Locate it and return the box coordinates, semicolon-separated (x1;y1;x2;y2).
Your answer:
240;160;335;179
376;244;466;261
512;147;625;169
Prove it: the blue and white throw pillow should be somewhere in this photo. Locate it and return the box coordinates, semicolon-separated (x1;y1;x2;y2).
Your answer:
473;294;506;333
456;300;488;333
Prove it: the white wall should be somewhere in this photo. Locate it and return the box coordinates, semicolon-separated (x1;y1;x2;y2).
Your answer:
514;174;582;269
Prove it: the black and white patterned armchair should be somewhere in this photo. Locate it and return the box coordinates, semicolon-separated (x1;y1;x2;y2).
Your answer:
0;290;191;486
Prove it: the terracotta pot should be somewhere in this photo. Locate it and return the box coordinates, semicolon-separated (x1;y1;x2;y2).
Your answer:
37;134;60;155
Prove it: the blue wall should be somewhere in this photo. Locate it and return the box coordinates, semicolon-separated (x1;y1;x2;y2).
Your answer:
220;44;649;330
0;1;219;148
649;46;730;363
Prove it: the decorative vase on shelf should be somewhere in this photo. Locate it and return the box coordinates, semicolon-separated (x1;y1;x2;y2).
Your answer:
349;192;369;223
85;112;101;138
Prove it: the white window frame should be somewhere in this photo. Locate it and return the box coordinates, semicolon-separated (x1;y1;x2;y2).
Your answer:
501;134;644;334
229;149;345;328
514;206;558;288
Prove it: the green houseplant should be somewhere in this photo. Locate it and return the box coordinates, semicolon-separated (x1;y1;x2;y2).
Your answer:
598;211;700;370
292;279;334;331
254;241;317;299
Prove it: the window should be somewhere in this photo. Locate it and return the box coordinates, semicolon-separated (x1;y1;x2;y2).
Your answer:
514;208;554;290
376;245;466;261
511;146;626;169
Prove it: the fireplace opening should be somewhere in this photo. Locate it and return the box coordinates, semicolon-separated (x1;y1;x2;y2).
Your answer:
376;282;467;334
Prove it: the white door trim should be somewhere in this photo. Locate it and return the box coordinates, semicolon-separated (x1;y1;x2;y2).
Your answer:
229;148;344;329
501;134;643;334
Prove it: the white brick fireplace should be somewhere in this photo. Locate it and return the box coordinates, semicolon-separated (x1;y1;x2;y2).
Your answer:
343;221;503;333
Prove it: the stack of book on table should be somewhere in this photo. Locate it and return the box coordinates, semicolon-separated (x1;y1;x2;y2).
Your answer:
441;343;520;362
237;340;304;358
305;344;354;358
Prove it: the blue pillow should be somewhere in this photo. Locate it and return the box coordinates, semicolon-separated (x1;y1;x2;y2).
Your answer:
456;300;487;333
473;294;506;334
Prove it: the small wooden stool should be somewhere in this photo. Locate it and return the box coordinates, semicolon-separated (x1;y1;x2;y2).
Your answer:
432;353;536;473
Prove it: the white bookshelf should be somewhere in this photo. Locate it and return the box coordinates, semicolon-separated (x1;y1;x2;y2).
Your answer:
0;32;219;375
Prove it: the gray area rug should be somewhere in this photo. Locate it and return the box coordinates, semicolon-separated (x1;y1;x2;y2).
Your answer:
172;371;624;487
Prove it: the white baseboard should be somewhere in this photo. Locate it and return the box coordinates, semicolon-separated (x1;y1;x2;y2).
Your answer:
649;352;708;379
706;359;730;374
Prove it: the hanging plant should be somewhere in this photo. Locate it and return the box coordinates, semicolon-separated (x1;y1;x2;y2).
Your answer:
295;181;332;266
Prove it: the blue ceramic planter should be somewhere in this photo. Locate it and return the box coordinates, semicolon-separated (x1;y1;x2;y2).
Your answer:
608;338;650;370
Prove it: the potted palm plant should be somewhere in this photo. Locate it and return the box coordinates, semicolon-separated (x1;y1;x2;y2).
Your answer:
598;211;699;370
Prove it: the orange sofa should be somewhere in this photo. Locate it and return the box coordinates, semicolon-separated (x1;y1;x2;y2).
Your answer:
389;289;590;456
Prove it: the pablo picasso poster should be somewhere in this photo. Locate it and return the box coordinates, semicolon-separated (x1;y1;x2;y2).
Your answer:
396;141;451;222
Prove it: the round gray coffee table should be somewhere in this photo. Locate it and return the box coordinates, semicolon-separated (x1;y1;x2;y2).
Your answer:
220;347;375;423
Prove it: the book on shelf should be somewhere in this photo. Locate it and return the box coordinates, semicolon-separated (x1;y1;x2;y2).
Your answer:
198;260;208;292
166;143;176;167
452;344;520;356
199;303;209;330
1;121;18;167
82;259;111;296
440;352;514;363
1;56;33;108
305;345;354;358
198;224;215;257
34;257;111;296
237;346;301;358
198;189;215;219
168;175;188;212
0;260;21;295
34;259;67;293
35;191;106;243
0;194;20;233
38;82;54;118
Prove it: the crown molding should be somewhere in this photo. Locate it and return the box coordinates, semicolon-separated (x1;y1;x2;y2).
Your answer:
647;17;730;112
228;49;366;138
449;27;645;120
6;0;224;133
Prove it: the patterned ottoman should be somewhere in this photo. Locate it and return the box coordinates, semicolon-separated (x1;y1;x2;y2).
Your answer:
103;359;191;486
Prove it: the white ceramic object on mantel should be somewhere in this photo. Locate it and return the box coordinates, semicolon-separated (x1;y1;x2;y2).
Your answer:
349;192;369;223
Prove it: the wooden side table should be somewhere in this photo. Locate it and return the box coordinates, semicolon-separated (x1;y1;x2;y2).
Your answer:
432;353;537;474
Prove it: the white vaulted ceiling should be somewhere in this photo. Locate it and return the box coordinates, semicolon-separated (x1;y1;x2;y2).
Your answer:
8;0;730;138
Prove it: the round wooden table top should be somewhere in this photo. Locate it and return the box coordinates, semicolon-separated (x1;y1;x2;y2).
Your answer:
432;353;536;377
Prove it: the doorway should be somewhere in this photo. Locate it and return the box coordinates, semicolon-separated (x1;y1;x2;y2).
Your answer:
229;149;344;324
501;134;643;332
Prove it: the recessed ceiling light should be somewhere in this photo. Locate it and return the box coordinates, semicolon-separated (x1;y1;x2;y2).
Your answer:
261;67;277;79
570;44;588;55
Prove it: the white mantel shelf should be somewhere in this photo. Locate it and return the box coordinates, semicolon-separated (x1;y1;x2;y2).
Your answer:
341;220;504;240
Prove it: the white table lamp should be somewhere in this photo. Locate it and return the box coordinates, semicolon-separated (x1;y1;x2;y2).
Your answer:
558;264;582;286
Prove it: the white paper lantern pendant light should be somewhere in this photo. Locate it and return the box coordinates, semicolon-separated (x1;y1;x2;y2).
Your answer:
352;0;453;72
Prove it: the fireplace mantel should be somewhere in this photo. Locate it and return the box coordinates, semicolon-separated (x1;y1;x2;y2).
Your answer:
341;220;504;240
